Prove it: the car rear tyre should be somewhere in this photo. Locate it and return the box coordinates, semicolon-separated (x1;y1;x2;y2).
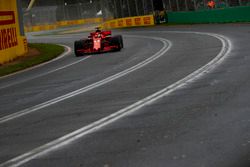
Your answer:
74;40;85;57
111;35;123;51
117;35;123;48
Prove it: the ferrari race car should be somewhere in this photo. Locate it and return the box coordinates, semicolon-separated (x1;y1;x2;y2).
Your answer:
74;28;123;56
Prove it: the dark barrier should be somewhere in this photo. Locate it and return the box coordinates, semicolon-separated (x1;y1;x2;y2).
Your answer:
167;6;250;24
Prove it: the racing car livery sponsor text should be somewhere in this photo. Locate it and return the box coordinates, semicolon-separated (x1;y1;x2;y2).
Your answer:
0;27;18;50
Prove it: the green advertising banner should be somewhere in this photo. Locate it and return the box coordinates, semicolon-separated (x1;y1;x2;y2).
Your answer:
168;6;250;24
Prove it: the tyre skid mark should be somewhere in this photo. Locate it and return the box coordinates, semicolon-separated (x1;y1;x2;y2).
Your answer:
0;35;171;124
0;31;232;167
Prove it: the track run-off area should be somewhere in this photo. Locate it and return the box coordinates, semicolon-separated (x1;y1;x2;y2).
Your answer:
0;25;250;167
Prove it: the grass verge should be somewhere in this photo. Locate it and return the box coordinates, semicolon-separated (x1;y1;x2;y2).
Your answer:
0;43;65;77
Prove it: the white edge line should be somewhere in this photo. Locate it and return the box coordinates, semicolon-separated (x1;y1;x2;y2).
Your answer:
0;44;72;79
0;36;171;124
0;31;232;167
0;56;90;90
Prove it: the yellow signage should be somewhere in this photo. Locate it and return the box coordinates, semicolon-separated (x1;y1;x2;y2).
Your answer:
102;15;155;29
0;1;28;64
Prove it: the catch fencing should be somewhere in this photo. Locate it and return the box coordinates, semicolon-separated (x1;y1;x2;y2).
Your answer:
23;1;102;31
162;0;250;11
22;0;250;32
101;0;154;19
168;5;250;23
102;0;250;24
102;0;250;17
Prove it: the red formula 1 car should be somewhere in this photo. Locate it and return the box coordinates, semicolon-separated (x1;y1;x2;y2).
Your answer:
74;28;123;56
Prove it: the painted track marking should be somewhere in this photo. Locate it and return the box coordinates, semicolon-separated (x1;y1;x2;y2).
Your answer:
0;36;171;124
0;45;92;89
0;44;72;80
0;56;90;89
0;31;232;167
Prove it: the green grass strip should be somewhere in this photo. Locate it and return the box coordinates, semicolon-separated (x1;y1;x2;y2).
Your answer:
0;43;65;77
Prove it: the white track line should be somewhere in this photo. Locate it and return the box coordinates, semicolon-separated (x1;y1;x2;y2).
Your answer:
0;31;232;167
0;56;90;90
0;44;72;80
0;36;171;124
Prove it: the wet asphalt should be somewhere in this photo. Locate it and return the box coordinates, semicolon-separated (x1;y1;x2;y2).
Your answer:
0;24;250;167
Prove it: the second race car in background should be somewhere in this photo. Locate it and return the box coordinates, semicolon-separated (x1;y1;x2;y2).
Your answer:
74;28;123;56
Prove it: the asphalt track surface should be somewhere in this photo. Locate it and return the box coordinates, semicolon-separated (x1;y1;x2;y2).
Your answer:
0;24;250;167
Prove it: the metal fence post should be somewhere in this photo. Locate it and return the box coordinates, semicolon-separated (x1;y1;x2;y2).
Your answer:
142;0;146;14
203;0;206;9
77;3;81;19
135;0;139;16
162;0;166;9
119;0;124;17
238;0;242;6
168;0;172;11
100;0;105;19
185;0;188;10
113;0;118;18
16;0;25;35
193;0;197;10
150;0;154;13
176;0;180;11
126;0;131;16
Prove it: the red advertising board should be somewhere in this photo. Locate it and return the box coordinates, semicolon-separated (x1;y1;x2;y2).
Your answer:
110;21;116;28
134;18;141;26
0;11;15;25
126;19;132;26
143;17;151;25
0;11;18;51
118;20;124;27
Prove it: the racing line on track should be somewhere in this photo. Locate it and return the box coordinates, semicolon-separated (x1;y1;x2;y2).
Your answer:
0;35;171;124
0;45;91;90
0;44;72;80
0;31;232;167
0;56;90;89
